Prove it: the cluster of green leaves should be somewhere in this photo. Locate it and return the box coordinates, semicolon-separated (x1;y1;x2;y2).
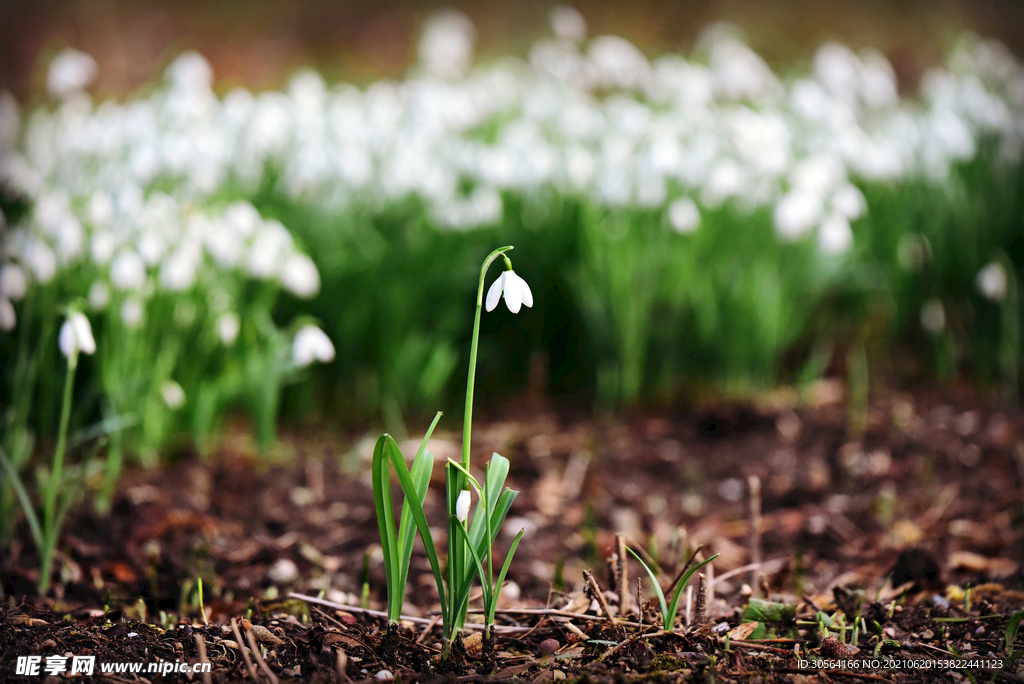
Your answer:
371;429;523;646
628;548;719;631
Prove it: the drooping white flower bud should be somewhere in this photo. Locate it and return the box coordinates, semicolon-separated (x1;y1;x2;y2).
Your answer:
0;263;27;300
161;380;186;409
292;325;336;367
976;261;1007;302
59;311;96;358
455;489;471;524
0;297;15;331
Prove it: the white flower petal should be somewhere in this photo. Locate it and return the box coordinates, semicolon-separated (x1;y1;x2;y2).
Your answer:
0;297;15;331
455;489;471;523
485;272;505;312
518;273;534;308
504;271;523;313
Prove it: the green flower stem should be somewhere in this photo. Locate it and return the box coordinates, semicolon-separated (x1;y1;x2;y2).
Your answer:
44;351;77;534
462;245;513;470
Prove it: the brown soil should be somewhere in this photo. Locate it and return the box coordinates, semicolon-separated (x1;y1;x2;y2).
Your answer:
3;385;1024;682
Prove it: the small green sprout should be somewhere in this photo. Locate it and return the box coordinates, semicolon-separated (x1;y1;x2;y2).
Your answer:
627;547;719;631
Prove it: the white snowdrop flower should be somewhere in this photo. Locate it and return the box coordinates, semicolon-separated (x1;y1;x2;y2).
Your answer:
455;489;471;524
88;281;109;310
161;381;186;409
159;250;197;291
550;6;587;42
47;48;97;98
418;9;476;80
830;183;867;221
589;35;650;90
110;251;147;291
90;230;117;265
59;311;96;358
667;197;701;233
920;299;945;334
790;154;843;199
859;50;898;108
976;261;1007;302
701;159;747;208
218;312;240;346
292;325;336;367
0;263;27;300
121;298;143;328
248;220;293;279
88;191;114;226
55;214;84;263
486;269;534;314
0;298;15;331
138;232;167;266
813;42;861;100
23;240;57;283
817;213;854;256
773;189;824;241
280;252;321;298
708;35;778;102
166;51;213;92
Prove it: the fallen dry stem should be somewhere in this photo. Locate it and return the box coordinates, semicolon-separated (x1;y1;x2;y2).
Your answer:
583;569;616;621
194;633;213;684
230;618;261;683
245;623;280;684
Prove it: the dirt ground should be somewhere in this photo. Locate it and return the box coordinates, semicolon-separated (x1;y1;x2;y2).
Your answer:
3;383;1024;682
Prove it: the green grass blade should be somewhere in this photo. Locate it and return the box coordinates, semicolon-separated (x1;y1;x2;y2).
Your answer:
0;447;43;550
386;435;448;629
371;435;401;620
666;554;719;630
487;528;526;625
627;547;669;629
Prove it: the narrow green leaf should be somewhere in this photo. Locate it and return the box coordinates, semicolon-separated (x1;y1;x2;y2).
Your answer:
1006;609;1024;658
371;435;401;620
0;447;43;550
397;448;434;600
487;528;526;626
665;554;719;628
415;411;443;462
627;547;669;628
385;435;448;628
454;518;492;609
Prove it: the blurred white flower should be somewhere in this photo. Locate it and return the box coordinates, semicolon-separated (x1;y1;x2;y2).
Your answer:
486;269;533;314
121;298;143;328
667;197;701;233
59;311;96;358
160;250;197;291
110;251;147;290
589;35;650;90
418;9;476;80
47;48;97;98
831;183;867;220
218;312;240;345
292;325;336;366
280;253;321;298
166;51;213;92
88;191;114;226
773;189;823;241
897;234;932;271
817;213;853;255
976;261;1007;302
455;489;471;523
161;380;186;409
0;297;15;331
88;281;110;309
0;263;27;300
920;298;945;333
23;240;57;283
550;6;587;42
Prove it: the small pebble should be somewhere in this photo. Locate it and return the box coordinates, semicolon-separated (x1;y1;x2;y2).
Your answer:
538;638;560;657
375;670;394;680
268;558;300;585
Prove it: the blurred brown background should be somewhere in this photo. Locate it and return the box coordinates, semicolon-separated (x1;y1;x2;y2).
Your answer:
2;0;1023;100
